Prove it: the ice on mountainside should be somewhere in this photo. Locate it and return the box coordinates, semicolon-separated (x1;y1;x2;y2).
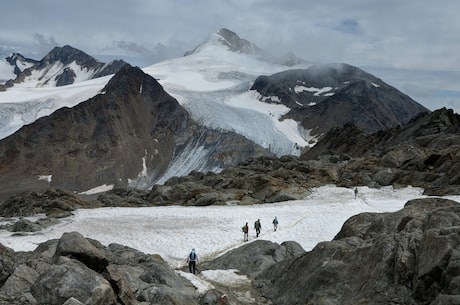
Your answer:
143;29;313;158
0;76;109;140
0;58;16;83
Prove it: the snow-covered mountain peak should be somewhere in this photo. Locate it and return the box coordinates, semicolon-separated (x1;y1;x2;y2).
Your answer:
40;45;100;67
143;32;312;160
214;28;263;55
3;45;128;88
185;28;264;57
0;53;37;84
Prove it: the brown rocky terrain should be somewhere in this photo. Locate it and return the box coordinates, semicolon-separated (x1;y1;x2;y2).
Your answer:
98;107;460;208
0;64;268;201
1;107;457;218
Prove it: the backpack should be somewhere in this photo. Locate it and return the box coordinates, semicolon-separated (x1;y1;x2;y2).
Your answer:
189;251;196;260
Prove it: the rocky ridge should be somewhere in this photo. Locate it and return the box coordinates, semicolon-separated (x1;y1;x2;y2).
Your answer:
1;45;128;89
95;107;460;208
0;107;457;215
251;63;429;135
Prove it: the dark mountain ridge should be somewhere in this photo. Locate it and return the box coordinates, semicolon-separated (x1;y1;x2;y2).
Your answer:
0;64;268;200
5;53;39;75
3;45;128;88
251;63;429;135
124;108;460;208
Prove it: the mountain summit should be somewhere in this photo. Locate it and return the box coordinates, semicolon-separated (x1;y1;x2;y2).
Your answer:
251;63;429;135
5;45;128;88
184;28;304;66
184;28;263;56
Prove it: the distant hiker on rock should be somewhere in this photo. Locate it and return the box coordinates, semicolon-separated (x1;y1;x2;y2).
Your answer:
187;248;199;274
273;217;279;231
242;222;249;241
354;187;358;199
254;219;261;237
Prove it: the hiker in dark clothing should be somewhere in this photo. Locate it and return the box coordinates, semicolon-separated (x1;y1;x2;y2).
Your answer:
354;187;358;199
242;222;249;241
187;248;199;274
254;219;261;237
272;216;279;231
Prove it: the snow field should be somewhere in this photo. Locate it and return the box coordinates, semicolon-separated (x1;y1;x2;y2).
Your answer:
1;185;451;271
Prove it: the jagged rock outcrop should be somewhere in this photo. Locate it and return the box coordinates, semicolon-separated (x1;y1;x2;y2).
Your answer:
0;231;303;304
147;155;316;206
256;197;460;305
251;63;429;135
201;240;305;277
0;231;199;305
0;189;92;217
301;107;460;195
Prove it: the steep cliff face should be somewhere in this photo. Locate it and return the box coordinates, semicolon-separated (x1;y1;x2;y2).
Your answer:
0;65;268;199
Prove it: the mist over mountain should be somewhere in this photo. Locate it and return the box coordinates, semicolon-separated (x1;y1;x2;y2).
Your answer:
185;28;306;66
251;63;429;135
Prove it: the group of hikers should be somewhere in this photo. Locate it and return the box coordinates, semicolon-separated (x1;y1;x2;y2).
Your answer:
187;188;360;273
242;216;278;242
186;216;280;274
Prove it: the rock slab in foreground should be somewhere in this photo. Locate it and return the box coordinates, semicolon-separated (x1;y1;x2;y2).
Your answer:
256;197;460;305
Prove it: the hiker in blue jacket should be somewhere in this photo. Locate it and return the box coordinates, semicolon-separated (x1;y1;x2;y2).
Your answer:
187;248;199;274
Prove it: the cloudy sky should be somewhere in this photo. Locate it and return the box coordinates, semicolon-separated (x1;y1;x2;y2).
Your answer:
1;0;459;111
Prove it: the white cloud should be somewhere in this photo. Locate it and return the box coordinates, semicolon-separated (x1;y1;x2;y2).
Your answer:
0;0;459;111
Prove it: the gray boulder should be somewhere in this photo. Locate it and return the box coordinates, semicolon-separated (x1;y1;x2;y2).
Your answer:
8;218;43;232
256;197;460;305
53;231;108;273
0;231;202;304
0;264;38;303
0;243;15;286
201;240;305;277
30;259;116;305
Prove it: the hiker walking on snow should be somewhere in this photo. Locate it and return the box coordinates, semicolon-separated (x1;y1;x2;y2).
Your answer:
187;248;199;274
242;222;249;241
273;217;279;231
254;219;261;237
354;187;358;199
